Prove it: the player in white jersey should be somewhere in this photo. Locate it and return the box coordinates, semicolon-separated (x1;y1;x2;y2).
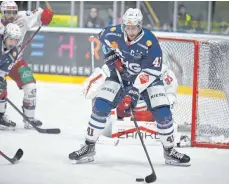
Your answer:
0;1;53;129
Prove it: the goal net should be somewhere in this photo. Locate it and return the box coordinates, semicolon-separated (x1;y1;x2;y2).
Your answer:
158;37;229;148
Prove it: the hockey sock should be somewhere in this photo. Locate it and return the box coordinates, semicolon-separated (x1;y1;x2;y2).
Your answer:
85;112;107;143
152;106;175;148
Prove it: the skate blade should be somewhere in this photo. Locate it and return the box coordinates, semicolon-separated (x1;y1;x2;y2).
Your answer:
165;159;191;167
0;125;16;131
24;123;42;130
24;123;34;129
71;156;95;164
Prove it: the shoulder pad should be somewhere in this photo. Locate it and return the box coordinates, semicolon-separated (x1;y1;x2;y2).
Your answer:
98;25;122;41
142;29;159;48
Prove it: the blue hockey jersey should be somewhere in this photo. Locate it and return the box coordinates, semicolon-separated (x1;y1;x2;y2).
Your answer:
98;25;163;93
0;35;19;74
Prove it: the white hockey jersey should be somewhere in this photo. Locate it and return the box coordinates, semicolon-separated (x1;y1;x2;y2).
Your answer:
0;8;43;77
161;64;178;106
0;8;43;46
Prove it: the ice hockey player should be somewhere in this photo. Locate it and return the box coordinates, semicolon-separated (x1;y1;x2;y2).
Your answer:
0;1;53;129
69;8;191;166
0;23;22;128
83;63;190;147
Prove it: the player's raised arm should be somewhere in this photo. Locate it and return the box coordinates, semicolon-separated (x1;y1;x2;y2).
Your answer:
18;7;53;29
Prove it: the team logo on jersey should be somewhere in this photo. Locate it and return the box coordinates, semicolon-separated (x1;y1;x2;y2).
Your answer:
110;27;116;32
26;11;31;16
146;40;152;47
139;73;149;84
164;75;173;85
12;52;17;58
110;41;118;49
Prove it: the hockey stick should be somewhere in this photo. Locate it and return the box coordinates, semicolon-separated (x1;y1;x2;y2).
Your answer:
20;26;42;54
6;27;60;134
115;69;157;183
0;148;23;164
6;98;61;134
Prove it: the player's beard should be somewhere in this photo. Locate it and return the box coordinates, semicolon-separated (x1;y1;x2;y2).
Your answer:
7;17;15;23
4;15;16;24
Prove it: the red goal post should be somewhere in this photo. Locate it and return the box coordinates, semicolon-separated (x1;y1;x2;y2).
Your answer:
157;36;229;149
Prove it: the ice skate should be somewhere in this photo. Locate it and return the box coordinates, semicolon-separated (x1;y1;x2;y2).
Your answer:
0;113;16;130
69;141;96;163
23;117;42;129
164;147;191;166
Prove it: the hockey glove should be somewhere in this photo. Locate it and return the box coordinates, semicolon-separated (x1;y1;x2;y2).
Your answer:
104;51;124;72
0;77;7;99
120;86;140;112
41;8;53;26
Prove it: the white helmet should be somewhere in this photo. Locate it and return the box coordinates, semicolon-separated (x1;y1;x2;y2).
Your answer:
4;23;22;41
122;8;143;27
0;1;18;16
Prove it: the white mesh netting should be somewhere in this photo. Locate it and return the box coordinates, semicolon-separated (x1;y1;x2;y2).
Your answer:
158;37;229;147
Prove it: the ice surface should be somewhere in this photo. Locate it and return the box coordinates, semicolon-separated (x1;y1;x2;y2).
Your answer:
0;81;229;184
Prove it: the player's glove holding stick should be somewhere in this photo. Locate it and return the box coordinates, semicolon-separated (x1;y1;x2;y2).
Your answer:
119;86;140;112
104;51;140;111
103;50;124;72
40;8;53;26
104;50;130;80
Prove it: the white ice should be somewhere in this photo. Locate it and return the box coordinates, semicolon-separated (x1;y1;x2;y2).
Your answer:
0;80;229;184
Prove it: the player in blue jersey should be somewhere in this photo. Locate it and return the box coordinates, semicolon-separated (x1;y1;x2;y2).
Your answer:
0;23;21;129
69;8;190;166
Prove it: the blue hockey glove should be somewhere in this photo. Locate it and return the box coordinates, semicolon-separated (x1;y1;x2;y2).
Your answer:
104;51;124;72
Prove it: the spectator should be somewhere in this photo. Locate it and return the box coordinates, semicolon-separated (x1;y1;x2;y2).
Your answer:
177;4;192;31
220;21;229;34
145;24;153;31
162;23;172;32
85;8;105;28
107;8;122;26
193;18;205;33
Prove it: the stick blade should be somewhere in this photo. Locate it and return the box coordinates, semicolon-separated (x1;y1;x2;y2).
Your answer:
12;148;24;164
145;173;157;183
36;127;61;134
45;128;61;134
